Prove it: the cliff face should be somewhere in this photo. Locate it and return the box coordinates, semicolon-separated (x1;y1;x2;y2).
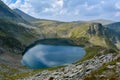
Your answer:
88;23;104;36
87;23;120;49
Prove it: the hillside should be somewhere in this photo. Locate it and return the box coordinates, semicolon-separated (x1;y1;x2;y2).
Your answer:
0;1;39;78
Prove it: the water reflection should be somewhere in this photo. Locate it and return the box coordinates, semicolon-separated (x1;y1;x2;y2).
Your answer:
21;44;85;69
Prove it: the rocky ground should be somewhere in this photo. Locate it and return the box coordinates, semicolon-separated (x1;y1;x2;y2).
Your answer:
21;53;120;80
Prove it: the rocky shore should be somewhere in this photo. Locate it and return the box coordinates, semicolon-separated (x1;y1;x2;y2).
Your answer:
21;53;120;80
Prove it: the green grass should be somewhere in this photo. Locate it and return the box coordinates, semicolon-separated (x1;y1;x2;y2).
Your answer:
79;46;105;62
77;46;118;62
69;24;89;38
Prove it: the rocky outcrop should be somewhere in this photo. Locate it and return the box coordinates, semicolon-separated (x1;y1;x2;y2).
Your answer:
22;53;119;80
88;23;104;36
87;23;120;49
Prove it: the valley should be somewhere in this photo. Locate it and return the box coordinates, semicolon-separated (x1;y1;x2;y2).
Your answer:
0;0;120;80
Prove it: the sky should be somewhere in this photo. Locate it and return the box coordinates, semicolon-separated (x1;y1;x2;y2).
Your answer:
1;0;120;21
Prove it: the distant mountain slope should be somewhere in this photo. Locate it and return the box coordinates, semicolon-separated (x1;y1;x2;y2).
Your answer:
88;19;115;25
13;9;37;22
0;0;27;23
105;22;120;32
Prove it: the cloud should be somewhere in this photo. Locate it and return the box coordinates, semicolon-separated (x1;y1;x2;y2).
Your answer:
22;44;60;67
115;1;120;9
35;52;57;67
115;12;120;17
41;0;64;16
52;0;64;8
9;0;21;9
1;0;120;21
1;0;12;4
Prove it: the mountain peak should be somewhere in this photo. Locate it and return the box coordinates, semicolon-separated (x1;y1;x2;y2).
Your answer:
0;0;27;23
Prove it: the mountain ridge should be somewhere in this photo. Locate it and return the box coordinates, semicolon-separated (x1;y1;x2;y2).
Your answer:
87;19;115;25
0;0;28;23
13;8;37;22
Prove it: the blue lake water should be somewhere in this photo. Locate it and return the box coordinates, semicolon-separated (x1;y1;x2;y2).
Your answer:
21;44;85;69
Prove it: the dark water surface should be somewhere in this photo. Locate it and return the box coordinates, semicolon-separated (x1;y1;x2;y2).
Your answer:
21;44;85;69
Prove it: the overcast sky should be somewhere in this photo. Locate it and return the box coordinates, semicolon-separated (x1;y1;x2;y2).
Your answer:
1;0;120;21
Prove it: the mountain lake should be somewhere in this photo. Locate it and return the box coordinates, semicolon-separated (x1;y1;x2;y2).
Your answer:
21;44;85;69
